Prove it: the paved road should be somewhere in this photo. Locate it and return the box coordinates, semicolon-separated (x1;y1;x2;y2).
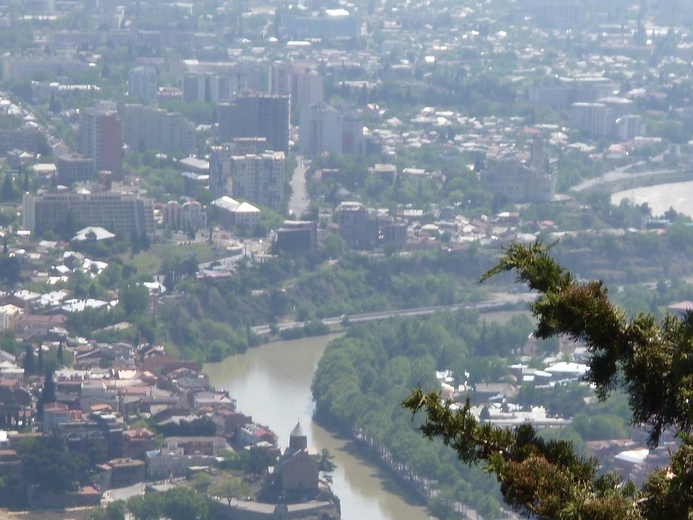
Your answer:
251;293;537;335
102;482;146;503
570;161;680;192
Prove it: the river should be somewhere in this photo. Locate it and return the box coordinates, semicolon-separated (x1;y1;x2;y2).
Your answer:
204;334;431;520
611;180;693;218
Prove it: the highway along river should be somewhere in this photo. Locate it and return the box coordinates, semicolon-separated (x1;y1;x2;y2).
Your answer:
204;333;431;520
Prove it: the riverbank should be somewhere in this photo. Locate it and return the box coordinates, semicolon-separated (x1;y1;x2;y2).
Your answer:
205;334;432;520
208;305;534;520
611;178;693;218
312;416;430;510
311;401;488;520
316;413;475;515
570;163;690;193
602;169;693;195
351;425;483;520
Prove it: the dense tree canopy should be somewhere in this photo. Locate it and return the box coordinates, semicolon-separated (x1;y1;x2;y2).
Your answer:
17;434;86;496
312;308;540;518
403;241;693;519
126;493;164;520
221;446;277;478
161;487;208;520
210;477;251;506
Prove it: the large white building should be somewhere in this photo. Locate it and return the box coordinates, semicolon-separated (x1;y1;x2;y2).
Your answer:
211;196;261;230
570;102;614;137
528;77;614;110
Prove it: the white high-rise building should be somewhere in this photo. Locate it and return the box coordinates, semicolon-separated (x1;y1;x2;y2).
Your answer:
570;103;614;137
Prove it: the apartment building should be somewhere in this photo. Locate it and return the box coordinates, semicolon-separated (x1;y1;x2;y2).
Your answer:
269;62;324;112
275;220;318;252
162;200;206;232
336;201;405;251
615;114;647;141
121;104;195;155
0;129;39;155
77;105;123;179
127;66;158;103
217;94;290;153
23;190;155;236
528;77;614;110
209;150;285;211
56;154;95;185
299;101;365;155
2;54;88;82
570;102;615;137
177;60;265;96
182;72;230;103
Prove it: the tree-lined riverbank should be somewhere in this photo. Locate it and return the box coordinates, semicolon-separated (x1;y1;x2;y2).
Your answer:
204;334;431;520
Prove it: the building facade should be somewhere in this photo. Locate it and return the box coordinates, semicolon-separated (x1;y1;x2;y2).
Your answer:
23;191;155;236
162;200;207;232
269;62;324;112
210;148;285;211
615;114;647;141
2;54;88;82
77;106;123;179
336;202;380;250
56;154;95;185
217;94;290;153
299;101;364;155
569;102;615;137
0;129;39;155
528;76;614;110
127;66;158;103
277;9;359;40
211;196;261;230
182;72;230;103
275;221;318;252
481;137;555;203
121;104;195;155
